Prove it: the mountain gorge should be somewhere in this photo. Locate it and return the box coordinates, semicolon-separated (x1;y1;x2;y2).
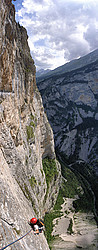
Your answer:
37;50;98;218
0;1;98;250
37;50;98;171
0;1;61;249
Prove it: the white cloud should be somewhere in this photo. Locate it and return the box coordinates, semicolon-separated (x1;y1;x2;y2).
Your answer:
84;23;98;50
15;0;98;70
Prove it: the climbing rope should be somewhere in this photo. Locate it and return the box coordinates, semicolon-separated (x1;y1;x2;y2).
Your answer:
0;229;33;250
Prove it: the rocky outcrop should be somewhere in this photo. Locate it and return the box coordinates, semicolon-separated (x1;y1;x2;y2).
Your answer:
0;1;61;249
37;50;98;172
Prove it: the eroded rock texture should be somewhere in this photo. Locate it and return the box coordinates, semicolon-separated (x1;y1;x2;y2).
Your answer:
0;1;61;249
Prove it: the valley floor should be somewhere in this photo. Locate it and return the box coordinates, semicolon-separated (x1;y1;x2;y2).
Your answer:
50;198;98;250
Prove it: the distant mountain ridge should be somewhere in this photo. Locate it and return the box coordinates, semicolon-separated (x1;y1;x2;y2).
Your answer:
37;49;98;80
36;68;51;77
37;49;98;172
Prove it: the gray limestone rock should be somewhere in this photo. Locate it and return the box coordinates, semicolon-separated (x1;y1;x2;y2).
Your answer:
0;1;61;249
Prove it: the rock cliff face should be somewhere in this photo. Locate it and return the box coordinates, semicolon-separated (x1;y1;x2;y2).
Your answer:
37;50;98;172
0;1;61;249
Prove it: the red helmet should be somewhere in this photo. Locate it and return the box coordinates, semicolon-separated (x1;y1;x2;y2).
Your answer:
30;218;37;224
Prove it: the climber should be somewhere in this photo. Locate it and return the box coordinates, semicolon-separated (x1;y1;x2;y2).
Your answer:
29;217;44;234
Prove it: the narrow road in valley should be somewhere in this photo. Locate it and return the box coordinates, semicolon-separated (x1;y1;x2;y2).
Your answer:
50;197;98;250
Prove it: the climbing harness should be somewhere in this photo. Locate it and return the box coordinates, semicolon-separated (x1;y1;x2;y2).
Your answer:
0;229;33;250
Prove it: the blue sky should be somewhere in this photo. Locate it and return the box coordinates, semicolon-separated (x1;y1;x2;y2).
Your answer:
12;0;22;11
12;0;98;70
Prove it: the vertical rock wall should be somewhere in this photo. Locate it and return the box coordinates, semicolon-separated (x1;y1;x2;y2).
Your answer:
0;0;61;249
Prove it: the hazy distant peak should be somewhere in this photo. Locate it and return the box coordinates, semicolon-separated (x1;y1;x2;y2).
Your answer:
37;48;98;79
36;68;51;77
